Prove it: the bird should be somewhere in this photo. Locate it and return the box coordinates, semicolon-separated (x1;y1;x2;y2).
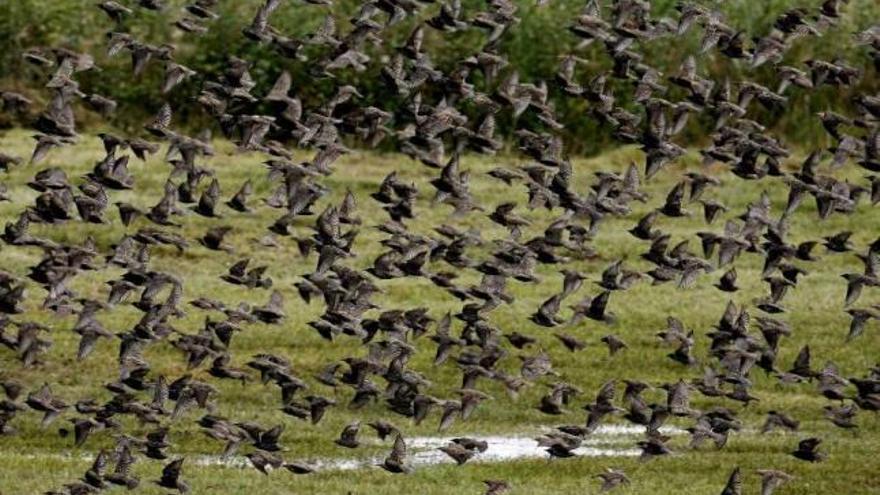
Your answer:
532;294;566;327
489;202;530;238
25;383;69;428
284;461;316;475
226;180;253;212
252;290;285;323
600;334;628;355
720;467;742;495
155;458;189;493
762;410;800;433
596;468;630;492
335;421;361;448
715;267;739;292
637;436;672;460
199;225;233;252
553;333;587;352
246;451;283;474
792;437;826;462
105;442;139;489
367;420;399;441
824;404;859;429
439;441;476;465
380;434;411;474
757;469;793;495
145;103;173;138
97;1;133;24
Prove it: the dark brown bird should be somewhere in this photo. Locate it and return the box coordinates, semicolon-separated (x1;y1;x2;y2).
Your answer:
596;468;630;492
637;436;672;460
657;181;691;217
757;469;793;495
720;467;742;495
283;461;316;475
439;441;476;465
489;202;530;238
97;1;133;23
792;437;826;462
824;404;859;429
600;334;628;355
367;420;399;441
226;180;253;212
531;293;565;327
823;231;854;252
155;458;188;493
246;451;283;474
554;332;585;352
715;267;739;292
380;434;411;474
253;290;285;323
26;383;69;428
762;410;800;433
335;421;361;448
199;225;233;251
145;103;173;138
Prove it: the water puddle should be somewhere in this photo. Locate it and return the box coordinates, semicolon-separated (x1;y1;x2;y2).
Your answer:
4;424;681;472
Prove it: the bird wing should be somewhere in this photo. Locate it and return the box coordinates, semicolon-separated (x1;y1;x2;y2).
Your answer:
390;434;407;462
595;380;616;405
162;458;184;481
229;258;250;278
721;467;743;495
151;103;172;129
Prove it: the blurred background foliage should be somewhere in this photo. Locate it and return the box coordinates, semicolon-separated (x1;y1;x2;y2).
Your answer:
0;0;878;154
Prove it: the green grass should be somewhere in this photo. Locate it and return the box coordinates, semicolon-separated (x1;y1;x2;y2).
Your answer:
0;128;878;493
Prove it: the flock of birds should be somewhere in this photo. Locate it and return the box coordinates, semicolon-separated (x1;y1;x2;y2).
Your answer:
0;0;879;493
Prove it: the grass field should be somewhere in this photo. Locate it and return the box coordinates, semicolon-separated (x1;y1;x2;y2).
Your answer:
0;128;878;494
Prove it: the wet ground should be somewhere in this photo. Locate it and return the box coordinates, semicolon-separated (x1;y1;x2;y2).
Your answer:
186;424;678;471
2;424;683;472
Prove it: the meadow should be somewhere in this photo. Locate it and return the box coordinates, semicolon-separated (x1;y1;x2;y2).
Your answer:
0;128;877;493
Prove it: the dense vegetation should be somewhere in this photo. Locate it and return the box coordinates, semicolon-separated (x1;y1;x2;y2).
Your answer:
1;0;878;153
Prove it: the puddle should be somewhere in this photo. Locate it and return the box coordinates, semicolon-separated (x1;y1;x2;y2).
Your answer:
408;436;641;465
403;424;674;466
3;424;681;472
200;424;679;470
